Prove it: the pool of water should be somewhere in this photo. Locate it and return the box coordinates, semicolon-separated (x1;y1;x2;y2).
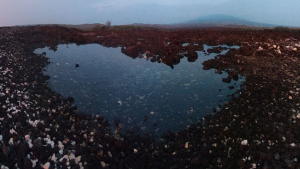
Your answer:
35;44;243;136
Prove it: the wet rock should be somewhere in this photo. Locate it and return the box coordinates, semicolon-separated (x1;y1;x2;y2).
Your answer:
121;46;140;58
186;50;198;62
207;47;221;53
66;96;75;103
222;77;231;83
228;70;239;81
228;86;234;90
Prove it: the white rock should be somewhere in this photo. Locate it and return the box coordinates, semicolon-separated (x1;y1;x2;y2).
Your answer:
58;141;64;149
31;159;38;168
83;133;87;139
276;49;281;54
251;163;257;169
107;151;112;157
59;155;69;162
47;140;54;148
28;139;33;148
8;138;14;145
43;162;50;169
25;135;30;141
75;156;81;164
241;140;248;145
9;129;16;135
100;161;106;168
134;149;138;153
185;142;189;149
69;153;75;160
51;153;57;162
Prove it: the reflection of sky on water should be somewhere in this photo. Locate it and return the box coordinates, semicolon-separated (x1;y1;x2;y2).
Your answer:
35;44;243;136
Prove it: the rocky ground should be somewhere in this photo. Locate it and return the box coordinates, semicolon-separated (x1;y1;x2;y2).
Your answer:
0;25;300;168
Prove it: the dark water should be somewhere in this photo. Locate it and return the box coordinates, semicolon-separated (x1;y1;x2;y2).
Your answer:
35;44;243;136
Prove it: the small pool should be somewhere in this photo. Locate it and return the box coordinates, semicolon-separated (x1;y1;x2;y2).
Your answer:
35;44;243;136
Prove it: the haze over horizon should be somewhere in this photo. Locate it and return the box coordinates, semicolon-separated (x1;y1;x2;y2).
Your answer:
0;0;299;27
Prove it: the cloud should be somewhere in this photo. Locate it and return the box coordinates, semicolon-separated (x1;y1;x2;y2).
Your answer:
143;0;231;5
92;0;139;12
91;0;231;13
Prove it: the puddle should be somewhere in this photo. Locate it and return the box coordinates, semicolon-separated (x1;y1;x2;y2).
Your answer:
35;44;243;136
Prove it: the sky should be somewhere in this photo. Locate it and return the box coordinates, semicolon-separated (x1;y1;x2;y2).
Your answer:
0;0;300;27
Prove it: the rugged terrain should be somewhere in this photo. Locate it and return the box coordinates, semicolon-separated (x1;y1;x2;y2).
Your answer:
0;25;300;168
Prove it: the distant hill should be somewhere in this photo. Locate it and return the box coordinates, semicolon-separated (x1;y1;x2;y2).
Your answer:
60;23;105;31
177;14;277;28
130;14;280;29
56;14;287;31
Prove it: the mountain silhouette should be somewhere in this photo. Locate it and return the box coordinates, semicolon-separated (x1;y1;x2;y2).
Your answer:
180;14;277;27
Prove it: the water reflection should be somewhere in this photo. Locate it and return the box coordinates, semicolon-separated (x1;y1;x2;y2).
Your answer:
35;44;243;136
121;43;235;69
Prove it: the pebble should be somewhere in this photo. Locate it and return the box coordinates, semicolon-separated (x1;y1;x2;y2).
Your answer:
185;142;189;149
241;140;248;145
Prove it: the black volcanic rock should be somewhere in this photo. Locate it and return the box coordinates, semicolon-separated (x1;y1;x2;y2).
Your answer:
0;24;299;169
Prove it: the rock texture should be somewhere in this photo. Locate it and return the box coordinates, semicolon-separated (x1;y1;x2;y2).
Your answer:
0;25;299;168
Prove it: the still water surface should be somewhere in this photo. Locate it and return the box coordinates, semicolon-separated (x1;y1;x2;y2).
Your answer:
35;44;243;136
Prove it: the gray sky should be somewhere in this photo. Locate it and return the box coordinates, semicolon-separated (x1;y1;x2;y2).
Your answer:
0;0;299;27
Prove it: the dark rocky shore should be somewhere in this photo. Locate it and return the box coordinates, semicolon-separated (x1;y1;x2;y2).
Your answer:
0;25;300;168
